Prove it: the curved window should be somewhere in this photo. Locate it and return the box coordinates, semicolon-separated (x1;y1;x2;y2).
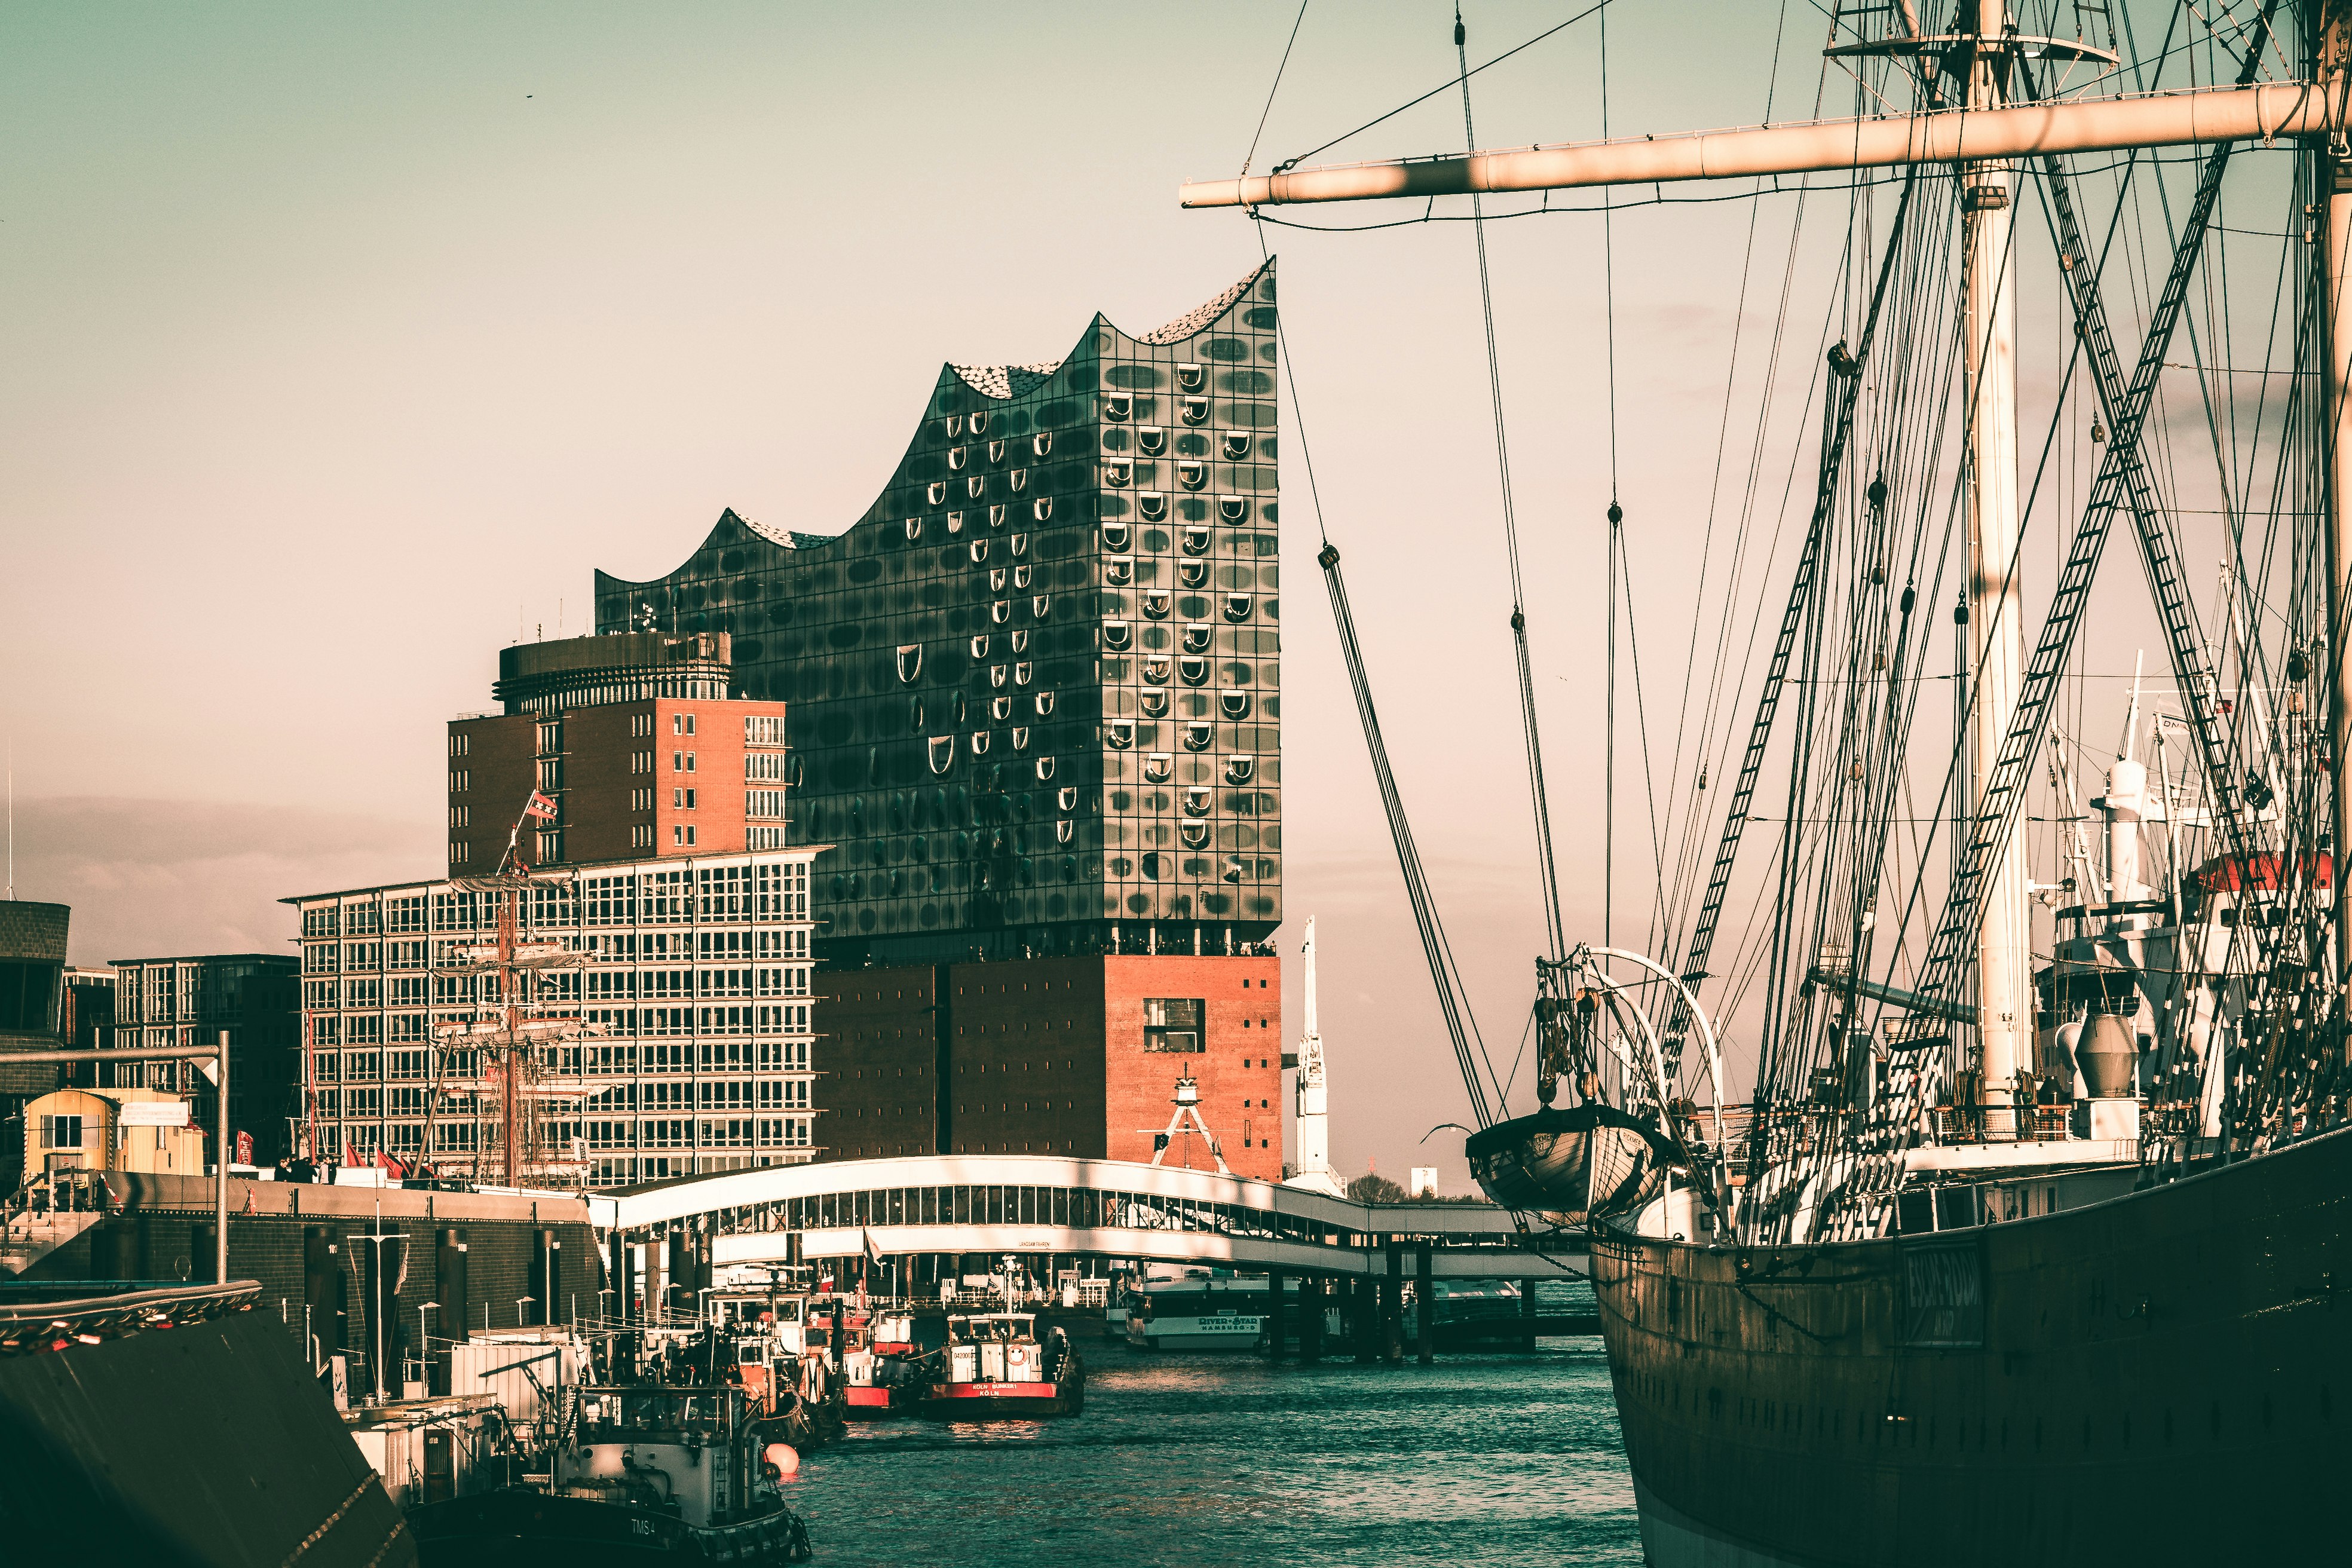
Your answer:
1009;468;1028;494
1107;720;1135;749
1056;822;1075;848
1031;498;1052;522
1138;492;1168;522
1181;396;1209;426
1181;525;1212;556
1140;689;1170;719
1014;662;1033;687
1012;726;1032;751
1183;786;1213;817
1184;722;1214;752
1137;427;1167;457
1142;592;1171;620
1104;461;1132;487
904;516;923;542
1183;624;1212;654
970;731;991;756
1033;595;1052;619
1013;564;1033;589
967;476;986;500
948;445;967;471
1177;363;1205;391
1010;629;1031;653
1140;850;1163;881
1101;523;1131;552
1179;656;1209;686
1143;754;1174;784
1177;462;1206;491
1218;495;1248;522
896;644;923;683
970;636;990;659
988;504;1007;529
969;540;988;564
928;737;956;775
1221;430;1251;460
1226;755;1255;784
1224;593;1253;623
969;410;990;434
1105;393;1133;421
1220;689;1252;721
989;568;1007;592
1033;432;1054;458
1178;558;1211;588
1104;556;1134;586
991;600;1010;624
946;414;964;438
990;664;1009;688
990;696;1012;721
1181;821;1211;850
1101;620;1131;651
1058;786;1079;811
927;481;947;505
1034;691;1055;717
1037;757;1058;782
1010;532;1030;556
910;696;927;729
947;510;965;535
1143;657;1171;685
988;439;1007;464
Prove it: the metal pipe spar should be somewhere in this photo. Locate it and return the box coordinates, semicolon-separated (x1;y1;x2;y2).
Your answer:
1180;81;2333;209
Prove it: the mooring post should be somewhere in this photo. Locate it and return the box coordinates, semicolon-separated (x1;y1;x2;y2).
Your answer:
1521;1277;1539;1350
1415;1242;1435;1365
1266;1267;1287;1360
1382;1242;1404;1363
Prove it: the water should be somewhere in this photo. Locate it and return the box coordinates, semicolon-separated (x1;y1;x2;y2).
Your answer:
789;1288;1642;1567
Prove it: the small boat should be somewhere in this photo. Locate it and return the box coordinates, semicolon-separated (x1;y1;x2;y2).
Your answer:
1124;1270;1274;1351
1461;1100;1674;1222
408;1383;811;1565
840;1306;924;1418
915;1312;1082;1419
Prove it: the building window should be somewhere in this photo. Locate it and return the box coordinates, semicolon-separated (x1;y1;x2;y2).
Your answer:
746;789;784;819
39;1114;83;1150
1143;998;1205;1053
449;841;469;863
748;826;786;850
537;721;562;755
537;759;562;792
632;713;654;737
673;713;696;736
746;753;785;782
449;734;470;757
537;830;563;862
632;825;654;849
746;716;785;745
672;825;696;847
449;806;471;829
449;770;470;793
633;750;653;774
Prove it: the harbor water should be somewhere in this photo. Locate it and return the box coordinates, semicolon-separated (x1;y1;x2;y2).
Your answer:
794;1284;1640;1567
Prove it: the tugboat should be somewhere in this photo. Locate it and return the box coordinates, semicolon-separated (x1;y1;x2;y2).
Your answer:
840;1305;923;1419
915;1311;1083;1420
406;1383;812;1564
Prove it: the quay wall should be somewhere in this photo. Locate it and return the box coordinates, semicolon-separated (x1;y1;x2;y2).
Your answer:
23;1175;602;1387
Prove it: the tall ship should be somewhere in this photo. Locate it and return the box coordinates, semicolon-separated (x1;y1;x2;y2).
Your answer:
1184;2;2351;1561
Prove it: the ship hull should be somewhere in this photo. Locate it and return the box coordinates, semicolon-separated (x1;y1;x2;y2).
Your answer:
1594;1127;2350;1566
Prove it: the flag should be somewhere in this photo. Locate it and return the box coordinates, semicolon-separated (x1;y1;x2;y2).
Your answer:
523;791;560;821
377;1150;409;1180
342;1141;364;1169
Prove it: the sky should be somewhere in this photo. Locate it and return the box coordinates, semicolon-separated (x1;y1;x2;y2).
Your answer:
1;2;2287;1189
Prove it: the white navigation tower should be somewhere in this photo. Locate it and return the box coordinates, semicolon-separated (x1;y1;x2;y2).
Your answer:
1284;917;1345;1196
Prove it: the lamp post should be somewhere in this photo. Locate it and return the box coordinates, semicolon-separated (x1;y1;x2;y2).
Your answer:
419;1302;440;1395
516;1296;535;1327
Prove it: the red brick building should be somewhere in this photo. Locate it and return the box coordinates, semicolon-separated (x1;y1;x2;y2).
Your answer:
445;632;792;875
818;954;1282;1180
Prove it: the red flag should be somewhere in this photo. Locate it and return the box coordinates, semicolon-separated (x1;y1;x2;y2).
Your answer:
376;1150;409;1180
523;791;560;820
341;1141;363;1168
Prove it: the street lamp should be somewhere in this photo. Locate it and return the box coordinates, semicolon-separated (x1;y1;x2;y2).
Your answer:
516;1295;536;1328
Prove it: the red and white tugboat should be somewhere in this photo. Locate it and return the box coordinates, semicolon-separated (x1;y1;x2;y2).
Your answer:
915;1311;1083;1420
841;1306;923;1419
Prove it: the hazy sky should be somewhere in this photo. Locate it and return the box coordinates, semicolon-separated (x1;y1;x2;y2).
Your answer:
4;3;2255;1186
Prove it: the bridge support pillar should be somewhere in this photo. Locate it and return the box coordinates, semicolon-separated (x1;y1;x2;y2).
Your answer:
1520;1277;1538;1351
1415;1242;1434;1365
1350;1275;1376;1363
1266;1268;1286;1359
1300;1278;1323;1364
1382;1242;1403;1364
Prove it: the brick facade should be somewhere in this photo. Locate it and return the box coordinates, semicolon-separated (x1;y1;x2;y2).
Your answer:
815;952;1281;1178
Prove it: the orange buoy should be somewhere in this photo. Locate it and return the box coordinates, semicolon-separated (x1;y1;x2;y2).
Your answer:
763;1442;801;1479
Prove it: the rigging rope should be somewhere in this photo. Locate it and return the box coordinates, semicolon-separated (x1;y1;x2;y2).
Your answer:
1454;5;1568;964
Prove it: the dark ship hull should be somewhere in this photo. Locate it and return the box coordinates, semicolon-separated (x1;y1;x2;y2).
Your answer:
1592;1127;2350;1566
408;1489;810;1566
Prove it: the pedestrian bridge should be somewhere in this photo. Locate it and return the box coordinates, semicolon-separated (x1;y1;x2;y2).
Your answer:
591;1154;1586;1281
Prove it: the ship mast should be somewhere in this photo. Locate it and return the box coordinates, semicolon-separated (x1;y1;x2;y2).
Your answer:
1961;1;2030;1141
2324;2;2352;1033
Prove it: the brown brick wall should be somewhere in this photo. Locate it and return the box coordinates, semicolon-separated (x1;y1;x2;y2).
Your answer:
562;702;654;863
811;954;1281;1176
448;715;537;875
814;965;944;1159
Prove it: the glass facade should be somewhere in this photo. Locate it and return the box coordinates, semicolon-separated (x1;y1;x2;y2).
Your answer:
292;850;819;1188
594;263;1282;964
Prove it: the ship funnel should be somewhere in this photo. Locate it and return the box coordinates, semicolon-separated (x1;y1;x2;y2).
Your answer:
2075;1013;2138;1100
